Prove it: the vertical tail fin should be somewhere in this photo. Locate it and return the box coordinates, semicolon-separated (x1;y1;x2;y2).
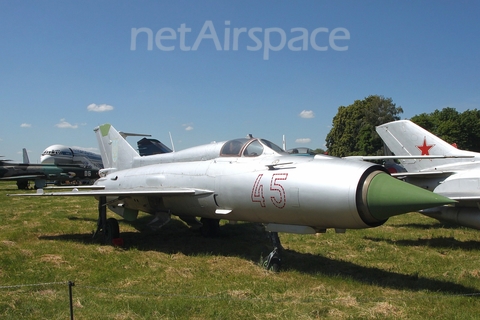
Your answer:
94;124;140;171
376;120;478;171
22;148;30;164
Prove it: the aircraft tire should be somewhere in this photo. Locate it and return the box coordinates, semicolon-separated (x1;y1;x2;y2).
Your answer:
268;258;281;272
16;180;29;190
104;218;120;245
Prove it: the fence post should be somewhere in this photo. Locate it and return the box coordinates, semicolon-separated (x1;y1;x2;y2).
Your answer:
68;281;75;320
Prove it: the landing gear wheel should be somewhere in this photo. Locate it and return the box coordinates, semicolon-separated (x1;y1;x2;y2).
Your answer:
104;218;119;245
94;196;121;245
16;180;29;190
262;248;281;272
269;260;281;272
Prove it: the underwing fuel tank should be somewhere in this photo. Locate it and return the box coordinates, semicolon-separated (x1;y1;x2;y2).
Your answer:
420;206;480;230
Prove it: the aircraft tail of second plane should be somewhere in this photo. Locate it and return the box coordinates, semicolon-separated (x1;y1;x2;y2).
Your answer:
376;120;479;172
95;124;140;172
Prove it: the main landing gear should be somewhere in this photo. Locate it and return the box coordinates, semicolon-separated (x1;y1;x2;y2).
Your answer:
198;219;283;271
16;180;29;190
93;196;120;245
262;231;282;272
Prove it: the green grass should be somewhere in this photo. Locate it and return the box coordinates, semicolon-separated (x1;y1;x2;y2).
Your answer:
1;181;479;319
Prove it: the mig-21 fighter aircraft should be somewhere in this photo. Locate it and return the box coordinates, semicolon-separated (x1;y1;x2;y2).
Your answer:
376;119;480;230
9;124;455;270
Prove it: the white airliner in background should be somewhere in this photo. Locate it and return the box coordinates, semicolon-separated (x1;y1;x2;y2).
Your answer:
40;145;103;170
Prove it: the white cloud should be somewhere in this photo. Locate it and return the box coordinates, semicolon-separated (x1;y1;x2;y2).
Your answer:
87;103;114;112
55;119;78;129
295;138;311;144
183;123;194;131
20;123;31;128
299;110;315;119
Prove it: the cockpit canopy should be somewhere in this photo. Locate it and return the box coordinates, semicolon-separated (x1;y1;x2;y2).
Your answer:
220;138;286;157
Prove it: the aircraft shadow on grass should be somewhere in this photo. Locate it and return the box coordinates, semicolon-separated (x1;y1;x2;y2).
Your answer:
364;236;480;251
39;216;479;295
391;221;467;230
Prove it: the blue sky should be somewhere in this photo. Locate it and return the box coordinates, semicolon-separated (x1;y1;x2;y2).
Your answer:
1;1;479;162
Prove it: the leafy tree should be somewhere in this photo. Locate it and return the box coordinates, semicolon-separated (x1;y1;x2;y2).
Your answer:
326;95;403;156
312;148;326;154
411;108;480;151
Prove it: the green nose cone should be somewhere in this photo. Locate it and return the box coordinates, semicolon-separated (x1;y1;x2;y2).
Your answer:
366;173;456;221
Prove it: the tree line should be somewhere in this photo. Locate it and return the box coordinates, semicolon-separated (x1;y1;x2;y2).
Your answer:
324;95;480;156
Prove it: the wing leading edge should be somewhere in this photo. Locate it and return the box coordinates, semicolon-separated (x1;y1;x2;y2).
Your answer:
8;187;214;197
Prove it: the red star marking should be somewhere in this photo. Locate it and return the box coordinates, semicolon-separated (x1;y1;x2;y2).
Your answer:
416;137;435;155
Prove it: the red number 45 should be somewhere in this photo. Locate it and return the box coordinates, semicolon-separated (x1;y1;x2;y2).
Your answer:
251;173;288;209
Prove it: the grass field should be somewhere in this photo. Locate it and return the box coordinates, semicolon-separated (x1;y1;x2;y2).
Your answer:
0;181;479;319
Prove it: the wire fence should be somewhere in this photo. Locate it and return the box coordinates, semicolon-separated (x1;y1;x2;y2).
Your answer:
1;281;480;319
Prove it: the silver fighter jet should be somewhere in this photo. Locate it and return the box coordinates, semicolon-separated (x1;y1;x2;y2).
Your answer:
10;124;454;270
